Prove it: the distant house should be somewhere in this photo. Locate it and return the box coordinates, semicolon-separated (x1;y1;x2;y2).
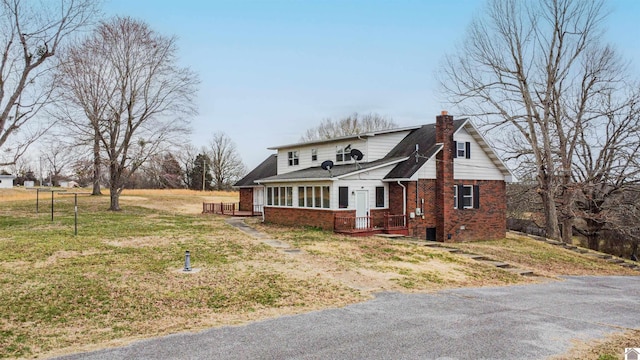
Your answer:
0;174;15;189
235;112;514;242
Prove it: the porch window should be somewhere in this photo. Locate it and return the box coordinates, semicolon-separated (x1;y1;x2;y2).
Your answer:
314;186;321;208
375;187;384;207
266;186;293;207
286;187;293;206
298;186;305;207
338;187;348;208
288;151;299;166
322;186;330;208
306;186;313;208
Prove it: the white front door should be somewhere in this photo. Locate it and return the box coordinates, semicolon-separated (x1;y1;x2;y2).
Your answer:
253;187;264;206
253;187;264;213
355;190;369;229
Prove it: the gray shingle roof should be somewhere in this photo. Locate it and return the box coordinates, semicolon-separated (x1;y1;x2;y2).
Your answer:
258;157;407;182
384;119;467;179
234;154;277;187
241;119;470;184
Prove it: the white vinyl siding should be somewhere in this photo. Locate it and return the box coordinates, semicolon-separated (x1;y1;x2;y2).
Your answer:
276;139;367;175
453;128;504;180
332;179;388;211
366;130;411;160
340;163;398;181
411;157;438;180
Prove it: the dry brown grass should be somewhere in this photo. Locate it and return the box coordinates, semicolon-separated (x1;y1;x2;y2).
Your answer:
551;329;640;360
249;220;538;293
455;232;638;277
2;189;638;359
0;188;37;201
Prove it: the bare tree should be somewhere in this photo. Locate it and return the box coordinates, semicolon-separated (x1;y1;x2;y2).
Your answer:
40;142;72;186
571;86;640;249
439;0;626;242
55;17;198;210
300;113;397;141
175;143;198;188
0;0;99;166
208;132;246;191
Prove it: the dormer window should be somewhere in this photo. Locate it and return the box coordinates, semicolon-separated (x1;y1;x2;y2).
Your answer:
336;145;351;162
288;151;299;166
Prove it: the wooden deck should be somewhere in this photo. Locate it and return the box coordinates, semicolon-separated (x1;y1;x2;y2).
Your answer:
202;203;262;217
334;214;408;236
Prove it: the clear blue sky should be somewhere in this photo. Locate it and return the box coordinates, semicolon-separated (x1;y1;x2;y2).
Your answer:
104;0;640;169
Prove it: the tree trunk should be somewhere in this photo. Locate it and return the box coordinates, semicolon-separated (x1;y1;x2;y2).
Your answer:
587;233;599;251
92;134;102;195
561;218;573;244
109;163;121;211
109;189;120;211
540;189;560;240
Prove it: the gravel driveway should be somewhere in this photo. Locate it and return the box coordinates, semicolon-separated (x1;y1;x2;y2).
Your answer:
54;276;640;360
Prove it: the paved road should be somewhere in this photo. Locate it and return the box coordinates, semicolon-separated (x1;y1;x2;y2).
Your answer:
55;276;640;360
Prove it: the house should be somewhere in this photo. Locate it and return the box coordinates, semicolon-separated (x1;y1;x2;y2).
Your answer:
234;112;514;242
0;174;15;189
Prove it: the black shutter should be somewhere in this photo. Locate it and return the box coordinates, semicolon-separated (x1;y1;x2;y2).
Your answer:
453;141;457;158
457;184;465;209
465;142;471;159
473;185;480;209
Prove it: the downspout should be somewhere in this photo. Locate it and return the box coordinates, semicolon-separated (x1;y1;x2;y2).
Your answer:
397;180;406;226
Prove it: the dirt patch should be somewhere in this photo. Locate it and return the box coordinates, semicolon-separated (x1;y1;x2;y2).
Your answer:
35;249;109;268
105;236;179;248
0;260;30;270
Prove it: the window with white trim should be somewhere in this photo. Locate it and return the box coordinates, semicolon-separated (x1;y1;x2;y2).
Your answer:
454;141;471;159
311;148;317;162
298;185;331;208
288;151;299;166
453;185;457;208
461;185;473;208
266;186;294;206
454;185;479;209
336;145;351;162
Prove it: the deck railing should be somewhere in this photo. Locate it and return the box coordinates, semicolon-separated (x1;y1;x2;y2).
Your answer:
202;202;237;215
385;214;407;229
252;204;264;215
334;213;407;233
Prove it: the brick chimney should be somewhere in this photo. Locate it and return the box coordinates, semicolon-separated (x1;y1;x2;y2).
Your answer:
435;111;454;242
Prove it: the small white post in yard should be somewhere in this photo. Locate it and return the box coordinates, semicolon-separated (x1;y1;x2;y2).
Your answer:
184;250;191;272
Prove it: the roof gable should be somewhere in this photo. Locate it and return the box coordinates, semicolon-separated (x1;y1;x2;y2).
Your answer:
384;119;467;179
234;154;277;187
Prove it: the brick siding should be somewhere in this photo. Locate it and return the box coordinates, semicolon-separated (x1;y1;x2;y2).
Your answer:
264;207;354;230
238;188;253;211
